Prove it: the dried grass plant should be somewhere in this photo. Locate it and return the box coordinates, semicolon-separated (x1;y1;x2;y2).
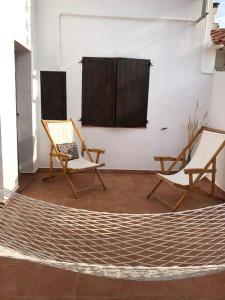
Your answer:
186;100;208;163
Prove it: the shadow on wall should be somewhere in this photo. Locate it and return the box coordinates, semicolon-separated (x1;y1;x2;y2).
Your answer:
17;135;35;173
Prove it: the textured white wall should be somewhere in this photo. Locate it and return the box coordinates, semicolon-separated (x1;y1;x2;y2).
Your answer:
0;40;20;190
0;0;36;190
35;0;214;170
208;72;225;191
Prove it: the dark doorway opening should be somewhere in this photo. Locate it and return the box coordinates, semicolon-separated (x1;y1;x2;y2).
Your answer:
14;41;34;190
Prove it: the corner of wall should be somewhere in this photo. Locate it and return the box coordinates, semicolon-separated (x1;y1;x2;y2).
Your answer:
201;0;216;74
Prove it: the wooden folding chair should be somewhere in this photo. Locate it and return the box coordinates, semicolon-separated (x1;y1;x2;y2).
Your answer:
147;127;225;211
42;119;107;198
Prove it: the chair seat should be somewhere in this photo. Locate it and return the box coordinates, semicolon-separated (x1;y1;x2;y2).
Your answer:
68;156;102;170
159;170;201;187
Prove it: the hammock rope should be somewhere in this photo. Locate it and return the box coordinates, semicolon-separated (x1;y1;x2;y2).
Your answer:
0;188;225;281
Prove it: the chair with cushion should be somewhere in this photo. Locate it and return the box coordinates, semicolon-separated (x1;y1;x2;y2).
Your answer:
42;118;106;198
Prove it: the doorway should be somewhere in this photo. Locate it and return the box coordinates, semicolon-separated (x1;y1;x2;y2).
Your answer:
14;41;34;190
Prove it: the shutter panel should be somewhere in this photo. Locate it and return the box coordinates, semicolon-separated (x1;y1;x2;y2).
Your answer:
82;57;116;127
116;58;150;127
41;71;67;120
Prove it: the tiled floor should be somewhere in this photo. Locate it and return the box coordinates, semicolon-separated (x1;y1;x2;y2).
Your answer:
1;171;225;300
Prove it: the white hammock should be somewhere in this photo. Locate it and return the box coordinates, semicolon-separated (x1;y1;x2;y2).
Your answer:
0;188;225;281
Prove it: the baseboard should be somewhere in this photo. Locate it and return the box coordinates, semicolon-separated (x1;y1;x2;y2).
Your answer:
94;169;158;175
202;175;225;196
204;177;225;197
17;172;36;193
214;180;225;194
38;168;158;175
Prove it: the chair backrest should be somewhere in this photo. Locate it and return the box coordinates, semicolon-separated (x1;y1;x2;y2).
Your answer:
43;120;82;154
185;129;225;170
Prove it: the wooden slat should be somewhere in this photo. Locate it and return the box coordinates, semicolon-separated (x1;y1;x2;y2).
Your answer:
82;57;117;127
115;58;150;128
41;71;67;120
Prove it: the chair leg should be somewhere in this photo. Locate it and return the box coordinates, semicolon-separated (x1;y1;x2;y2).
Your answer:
95;169;107;190
173;190;190;212
65;175;79;199
50;155;54;177
211;158;216;197
43;156;55;182
147;179;163;199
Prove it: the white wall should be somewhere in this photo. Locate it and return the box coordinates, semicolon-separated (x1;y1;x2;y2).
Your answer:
208;72;225;191
0;0;37;190
35;0;214;170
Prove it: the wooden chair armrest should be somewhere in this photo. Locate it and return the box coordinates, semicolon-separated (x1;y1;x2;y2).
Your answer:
88;148;105;154
82;147;105;163
154;156;177;161
155;154;186;173
184;168;214;175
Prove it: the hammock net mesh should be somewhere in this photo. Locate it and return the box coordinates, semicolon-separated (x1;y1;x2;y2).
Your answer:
0;188;225;281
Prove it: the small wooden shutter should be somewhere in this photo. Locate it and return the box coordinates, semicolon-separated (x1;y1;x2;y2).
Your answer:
82;57;117;127
116;58;150;127
41;71;67;120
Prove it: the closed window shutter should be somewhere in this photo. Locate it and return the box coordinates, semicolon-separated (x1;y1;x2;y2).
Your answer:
82;57;117;127
116;58;150;127
41;71;67;120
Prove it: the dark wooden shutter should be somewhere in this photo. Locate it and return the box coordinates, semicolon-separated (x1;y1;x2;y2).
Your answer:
41;71;67;120
82;57;116;127
116;58;150;127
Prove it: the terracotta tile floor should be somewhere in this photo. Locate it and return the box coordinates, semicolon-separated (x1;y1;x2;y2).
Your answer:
1;171;225;300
